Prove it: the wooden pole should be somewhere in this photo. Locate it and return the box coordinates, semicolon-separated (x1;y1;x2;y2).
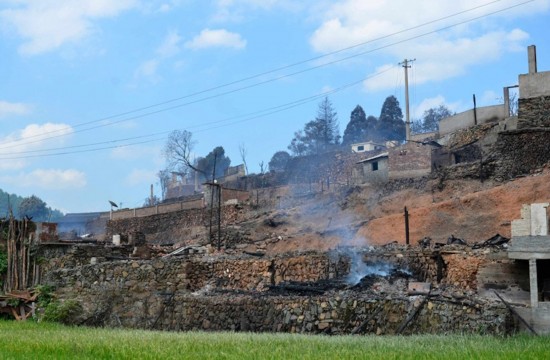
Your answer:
217;185;222;251
404;206;410;245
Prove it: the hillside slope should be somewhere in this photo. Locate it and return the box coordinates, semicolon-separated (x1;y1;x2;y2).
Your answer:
245;167;550;253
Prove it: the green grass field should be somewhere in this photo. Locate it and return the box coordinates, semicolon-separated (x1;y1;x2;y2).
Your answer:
0;320;549;359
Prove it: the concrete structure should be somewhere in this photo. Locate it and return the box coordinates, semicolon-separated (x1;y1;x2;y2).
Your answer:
166;172;198;200
519;45;550;99
351;141;385;153
352;152;388;184
508;202;550;334
439;104;507;135
222;164;246;182
517;45;550;129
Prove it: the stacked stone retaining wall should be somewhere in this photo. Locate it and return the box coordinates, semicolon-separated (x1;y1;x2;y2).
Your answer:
41;247;519;334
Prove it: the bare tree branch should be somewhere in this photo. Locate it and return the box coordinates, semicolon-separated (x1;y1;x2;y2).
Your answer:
164;130;206;176
239;143;248;175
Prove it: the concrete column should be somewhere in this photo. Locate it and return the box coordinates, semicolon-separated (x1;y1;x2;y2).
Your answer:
530;203;549;236
530;258;538;309
528;45;537;74
503;87;510;117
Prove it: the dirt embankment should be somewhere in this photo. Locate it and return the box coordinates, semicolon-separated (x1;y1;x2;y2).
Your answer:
354;169;550;246
250;168;550;253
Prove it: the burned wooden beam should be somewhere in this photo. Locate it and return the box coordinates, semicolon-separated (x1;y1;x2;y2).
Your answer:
494;291;538;335
396;294;429;334
351;306;383;334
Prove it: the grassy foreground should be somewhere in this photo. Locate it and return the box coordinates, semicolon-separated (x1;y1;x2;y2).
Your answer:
1;320;549;359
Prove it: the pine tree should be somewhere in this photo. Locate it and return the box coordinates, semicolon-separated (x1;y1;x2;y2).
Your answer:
377;95;405;141
288;97;340;155
342;105;379;145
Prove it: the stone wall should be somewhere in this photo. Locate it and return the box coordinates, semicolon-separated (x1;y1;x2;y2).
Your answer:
517;96;550;129
488;129;550;181
41;247;520;334
64;292;511;335
111;198;205;221
106;205;247;246
43;253;512;334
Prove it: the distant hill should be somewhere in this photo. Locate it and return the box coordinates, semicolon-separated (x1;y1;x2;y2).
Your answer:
0;189;64;221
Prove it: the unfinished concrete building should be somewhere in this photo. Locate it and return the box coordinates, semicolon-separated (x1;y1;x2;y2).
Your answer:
508;203;550;334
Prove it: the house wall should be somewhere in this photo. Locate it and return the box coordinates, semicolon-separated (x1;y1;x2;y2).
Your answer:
222;164;246;182
352;158;389;184
388;143;433;179
351;142;384;153
439;105;506;135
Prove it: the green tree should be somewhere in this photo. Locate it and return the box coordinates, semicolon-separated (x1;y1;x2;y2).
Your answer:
268;151;291;172
288;97;340;155
377;95;405;141
342;105;379;145
18;195;49;221
420;105;453;132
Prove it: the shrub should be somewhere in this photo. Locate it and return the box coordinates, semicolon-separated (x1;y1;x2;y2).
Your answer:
42;300;82;324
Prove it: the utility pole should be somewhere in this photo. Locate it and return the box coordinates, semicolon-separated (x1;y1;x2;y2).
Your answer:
400;58;416;142
404;206;410;245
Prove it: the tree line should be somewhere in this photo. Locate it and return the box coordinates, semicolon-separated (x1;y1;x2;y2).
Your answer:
0;189;63;222
159;95;453;200
270;96;452;172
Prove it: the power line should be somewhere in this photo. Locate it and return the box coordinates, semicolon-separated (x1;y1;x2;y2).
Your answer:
0;66;396;160
0;0;530;150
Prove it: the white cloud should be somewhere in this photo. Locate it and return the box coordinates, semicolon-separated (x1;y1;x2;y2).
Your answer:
212;0;302;22
185;28;246;50
0;169;87;189
134;59;160;82
307;0;546;92
0;122;74;170
110;145;162;162
320;85;334;94
363;29;529;92
133;30;182;83
156;30;182;58
125;169;157;186
479;90;502;106
412;95;463;119
0;100;32;118
0;0;138;55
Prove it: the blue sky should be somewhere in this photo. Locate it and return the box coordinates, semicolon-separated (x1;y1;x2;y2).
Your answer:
0;0;549;213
